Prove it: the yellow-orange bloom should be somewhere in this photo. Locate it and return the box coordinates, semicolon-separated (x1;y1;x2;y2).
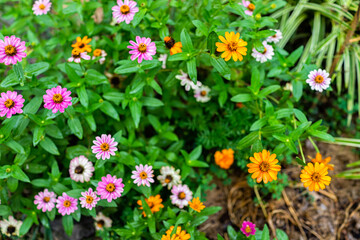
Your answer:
137;194;164;217
300;162;331;192
214;148;234;169
72;36;92;53
188;197;205;213
161;226;190;240
310;153;334;171
216;32;247;61
247;150;281;184
93;49;102;57
164;36;182;55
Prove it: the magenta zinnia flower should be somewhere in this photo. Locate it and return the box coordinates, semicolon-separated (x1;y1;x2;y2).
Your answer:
112;0;139;24
91;134;118;160
127;36;156;63
34;189;56;212
0;35;27;65
131;164;154;187
79;188;100;210
69;156;94;183
43;86;72;113
170;184;193;209
241;221;256;237
306;69;331;92
96;174;124;202
0;91;25;118
56;193;78;216
32;0;52;16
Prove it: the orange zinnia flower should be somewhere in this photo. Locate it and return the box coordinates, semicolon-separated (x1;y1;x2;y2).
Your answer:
188;197;205;213
137;194;164;217
216;32;247;61
247;150;281;184
161;226;190;240
164;36;182;55
310;153;334;171
300;162;331;191
72;36;92;53
214;148;234;169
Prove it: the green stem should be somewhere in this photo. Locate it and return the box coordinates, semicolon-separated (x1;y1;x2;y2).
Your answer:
308;136;320;153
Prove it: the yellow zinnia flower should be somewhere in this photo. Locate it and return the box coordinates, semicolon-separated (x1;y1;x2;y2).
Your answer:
137;194;164;217
215;32;247;61
300;162;331;192
310;153;334;171
247;150;281;184
164;36;183;55
161;226;190;240
188;197;205;213
214;148;234;169
72;36;92;53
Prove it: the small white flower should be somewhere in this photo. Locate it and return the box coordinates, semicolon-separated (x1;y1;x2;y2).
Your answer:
94;212;112;231
194;85;211;103
68;50;91;63
175;70;202;91
69;155;95;183
251;41;274;63
0;216;22;237
283;82;293;92
306;69;331;92
157;166;182;190
158;54;167;69
267;29;283;43
92;49;107;64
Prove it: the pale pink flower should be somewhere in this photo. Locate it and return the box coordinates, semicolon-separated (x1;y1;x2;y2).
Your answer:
0;35;27;65
67;49;91;63
176;70;202;91
43;85;72;113
239;0;255;16
241;221;256;237
0;91;25;118
32;0;52;16
112;0;139;24
56;193;78;216
127;36;156;63
96;174;124;202
170;184;193;209
306;69;331;92
69;156;94;183
131;164;154;187
194;85;211;103
94;212;112;231
34;189;56;212
251;41;274;63
266;29;283;43
79;188;100;210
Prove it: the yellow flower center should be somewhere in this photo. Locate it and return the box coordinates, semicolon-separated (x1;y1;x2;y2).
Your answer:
248;3;255;11
106;183;115;192
52;94;63;104
72;49;81;58
86;196;94;204
315;75;324;84
5;45;17;56
63;200;71;207
178;192;186;199
43;197;50;203
93;49;102;57
4;99;15;108
228;41;238;51
165;175;172;183
140;171;148;179
245;226;252;233
39;4;46;10
120;5;130;14
74;166;84;174
138;43;147;53
100;143;109;151
200;90;207;96
311;173;321;182
259;162;270;172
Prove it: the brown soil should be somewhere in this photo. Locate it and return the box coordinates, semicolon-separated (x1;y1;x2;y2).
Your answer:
200;142;360;240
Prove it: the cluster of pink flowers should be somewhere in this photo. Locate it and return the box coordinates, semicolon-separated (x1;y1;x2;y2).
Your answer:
251;29;282;63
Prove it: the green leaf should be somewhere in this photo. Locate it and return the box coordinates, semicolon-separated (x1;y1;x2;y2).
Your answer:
19;217;33;236
11;165;30;182
231;93;254;102
210;57;231;80
276;229;289;240
292;80;303;101
295;157;306;166
62;215;73;236
129;100;142;128
85;69;108;85
77;86;88;108
258;85;281;98
250;67;261;93
250;118;267;131
291;121;311;140
68;117;83;139
5;139;25;154
142;97;164;107
132;8;147;27
311;130;335;142
227;225;237;240
13;62;25;85
0;205;12;217
187;160;209;168
189;145;202;160
180;28;193;52
168;52;189;61
39;137;60;155
261;224;270;240
237;131;259;150
287;46;303;66
217;234;225;240
187;58;197;82
7;177;18;192
99;101;120;121
33;126;44;146
66;63;81;82
192;20;208;36
23;96;43;114
103;92;125;105
25;62;50;76
207;31;218;55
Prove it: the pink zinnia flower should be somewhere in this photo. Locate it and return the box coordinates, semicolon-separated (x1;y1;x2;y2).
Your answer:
32;0;52;16
96;174;124;202
43;86;72;114
34;189;56;212
68;49;91;63
251;41;274;63
0;91;25;118
91;134;118;160
306;69;331;92
267;29;283;43
240;0;255;16
0;35;27;65
112;0;139;24
69;156;94;183
240;221;256;237
79;188;100;210
56;193;78;216
131;164;154;187
127;36;156;63
170;184;193;209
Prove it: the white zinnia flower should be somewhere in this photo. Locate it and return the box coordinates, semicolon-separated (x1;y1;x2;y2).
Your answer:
251;41;274;63
175;70;202;91
158;54;167;69
94;212;112;231
266;29;283;43
157;166;182;190
194;85;211;103
306;69;331;92
69;155;95;183
0;216;22;237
